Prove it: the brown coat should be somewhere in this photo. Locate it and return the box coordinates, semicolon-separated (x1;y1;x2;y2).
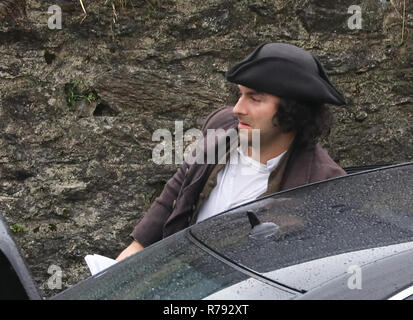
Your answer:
131;106;346;247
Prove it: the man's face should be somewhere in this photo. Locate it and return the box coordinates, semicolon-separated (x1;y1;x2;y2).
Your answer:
232;85;281;147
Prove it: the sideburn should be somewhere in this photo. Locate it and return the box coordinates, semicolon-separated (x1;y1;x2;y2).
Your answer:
272;106;295;133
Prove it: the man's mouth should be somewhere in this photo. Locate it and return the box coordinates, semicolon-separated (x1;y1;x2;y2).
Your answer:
238;121;252;129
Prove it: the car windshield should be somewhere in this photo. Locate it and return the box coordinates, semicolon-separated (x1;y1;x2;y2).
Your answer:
190;163;413;290
53;225;296;300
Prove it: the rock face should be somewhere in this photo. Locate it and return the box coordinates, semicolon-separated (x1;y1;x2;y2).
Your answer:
0;0;412;298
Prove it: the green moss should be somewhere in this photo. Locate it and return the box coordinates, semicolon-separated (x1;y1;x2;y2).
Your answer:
10;224;26;234
64;80;99;108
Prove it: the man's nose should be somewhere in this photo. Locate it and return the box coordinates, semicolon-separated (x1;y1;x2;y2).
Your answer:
232;96;247;115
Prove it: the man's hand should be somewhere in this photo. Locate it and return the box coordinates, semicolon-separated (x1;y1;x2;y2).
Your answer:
116;240;144;261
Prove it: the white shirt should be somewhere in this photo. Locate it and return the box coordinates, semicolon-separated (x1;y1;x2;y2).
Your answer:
196;147;286;223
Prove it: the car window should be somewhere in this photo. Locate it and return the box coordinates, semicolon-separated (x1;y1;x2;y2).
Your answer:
190;163;413;291
53;228;295;300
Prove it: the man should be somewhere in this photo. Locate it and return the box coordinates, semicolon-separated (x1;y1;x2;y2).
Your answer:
116;42;347;261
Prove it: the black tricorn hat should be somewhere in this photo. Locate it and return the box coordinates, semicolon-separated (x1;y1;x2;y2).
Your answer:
225;43;347;105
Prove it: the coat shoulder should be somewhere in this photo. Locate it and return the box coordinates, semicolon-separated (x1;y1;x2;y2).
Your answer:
311;145;346;180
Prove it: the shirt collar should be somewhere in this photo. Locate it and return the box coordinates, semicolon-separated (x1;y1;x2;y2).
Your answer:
237;147;286;173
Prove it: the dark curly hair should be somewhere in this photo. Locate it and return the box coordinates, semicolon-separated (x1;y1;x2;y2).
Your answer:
273;98;333;149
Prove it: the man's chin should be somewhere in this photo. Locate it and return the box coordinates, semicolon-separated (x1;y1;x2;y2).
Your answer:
238;129;255;147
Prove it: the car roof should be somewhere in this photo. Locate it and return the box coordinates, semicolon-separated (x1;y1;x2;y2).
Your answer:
189;162;413;292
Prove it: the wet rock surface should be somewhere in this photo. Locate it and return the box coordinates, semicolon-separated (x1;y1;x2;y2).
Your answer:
0;0;412;298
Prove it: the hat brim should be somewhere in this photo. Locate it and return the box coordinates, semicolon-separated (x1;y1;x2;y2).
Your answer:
226;54;347;106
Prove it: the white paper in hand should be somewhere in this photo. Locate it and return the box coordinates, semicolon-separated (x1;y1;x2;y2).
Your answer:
84;254;118;276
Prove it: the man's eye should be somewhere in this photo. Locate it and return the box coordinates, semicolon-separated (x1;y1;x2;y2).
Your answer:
250;96;261;102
